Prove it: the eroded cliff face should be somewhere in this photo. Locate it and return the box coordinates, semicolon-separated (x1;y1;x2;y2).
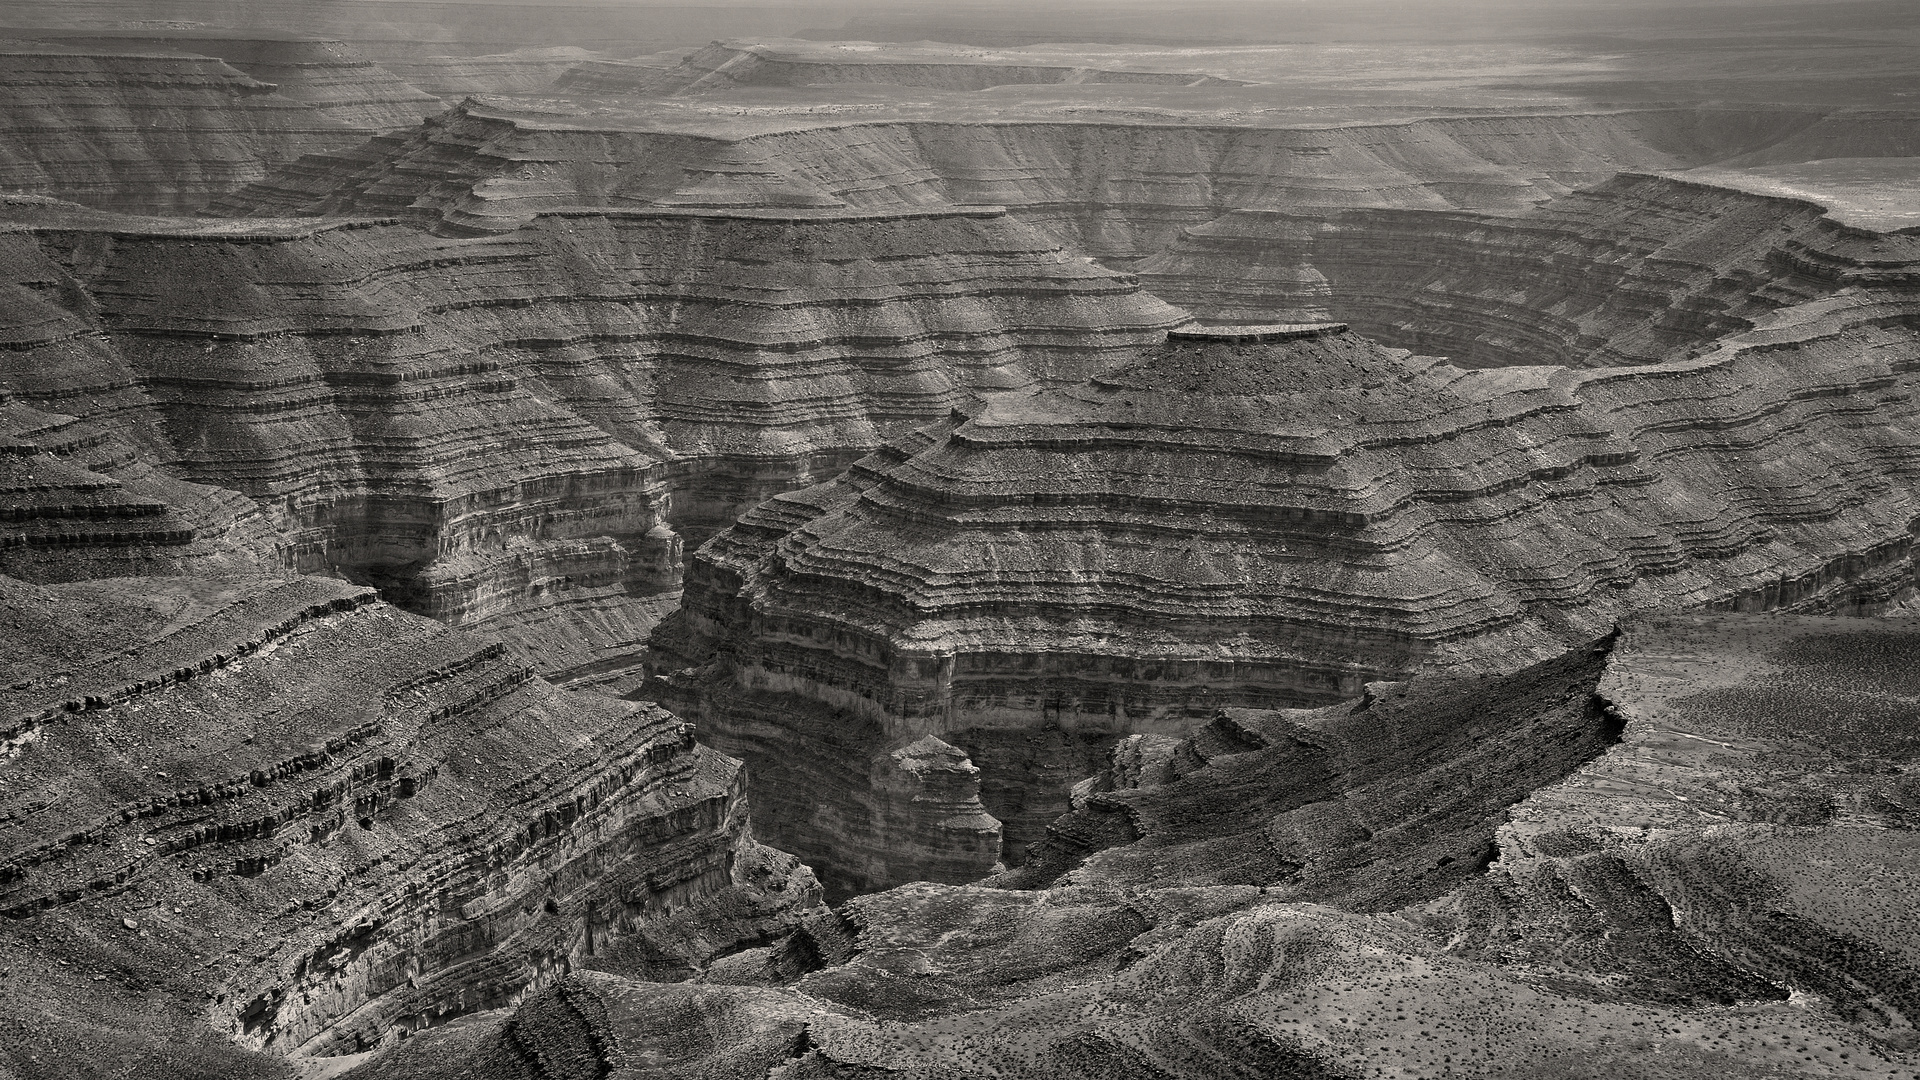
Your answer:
0;194;1181;683
342;615;1920;1079
212;99;1846;257
2;193;846;1077
657;258;1920;888
0;572;823;1076
1142;171;1920;367
0;44;438;214
26;36;445;130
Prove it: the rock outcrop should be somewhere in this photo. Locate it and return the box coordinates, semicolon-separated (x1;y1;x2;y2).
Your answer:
344;614;1920;1079
27;36;444;129
0;40;448;214
656;273;1920;886
0;46;377;214
212;98;1849;260
1141;171;1920;367
0;192;1181;683
0;572;822;1075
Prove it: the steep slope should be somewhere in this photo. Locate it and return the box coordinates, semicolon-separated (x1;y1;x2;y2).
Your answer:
1140;171;1920;367
0;46;375;213
656;286;1920;890
26;36;444;130
0;223;279;585
0;572;823;1078
347;614;1920;1080
0;194;1182;683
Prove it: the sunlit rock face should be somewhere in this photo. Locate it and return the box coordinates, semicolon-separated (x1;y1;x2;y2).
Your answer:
5;23;1920;1077
658;282;1920;888
2;213;835;1072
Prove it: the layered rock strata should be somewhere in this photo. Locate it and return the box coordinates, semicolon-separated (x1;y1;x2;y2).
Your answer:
28;36;444;130
0;391;274;586
0;572;822;1075
0;46;413;213
0;224;279;584
1141;171;1920;366
349;614;1920;1079
656;297;1920;887
0;194;1180;681
213;99;1843;260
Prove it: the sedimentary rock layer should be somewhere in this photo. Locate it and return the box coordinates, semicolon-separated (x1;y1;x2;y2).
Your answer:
213;99;1841;258
0;193;1180;680
351;614;1920;1079
657;274;1920;885
29;36;445;130
0;46;416;213
0;573;821;1075
1142;171;1920;366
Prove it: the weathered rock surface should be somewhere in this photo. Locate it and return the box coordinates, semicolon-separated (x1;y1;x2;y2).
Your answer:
0;572;822;1077
657;271;1920;886
4;29;1920;1078
0;40;447;214
0;192;1179;683
346;615;1920;1079
0;46;377;214
26;36;444;129
212;98;1850;259
1142;171;1920;367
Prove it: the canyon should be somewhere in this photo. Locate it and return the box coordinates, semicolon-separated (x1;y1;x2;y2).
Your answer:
0;5;1918;1078
340;612;1920;1079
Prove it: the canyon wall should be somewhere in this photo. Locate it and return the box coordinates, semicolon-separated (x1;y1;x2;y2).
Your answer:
0;194;1181;683
657;213;1920;889
2;288;836;1068
0;42;446;214
1141;171;1914;367
25;36;445;130
345;614;1920;1079
213;99;1842;256
0;571;825;1074
0;48;377;214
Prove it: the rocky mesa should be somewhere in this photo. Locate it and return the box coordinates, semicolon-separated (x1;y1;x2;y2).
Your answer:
655;200;1920;891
